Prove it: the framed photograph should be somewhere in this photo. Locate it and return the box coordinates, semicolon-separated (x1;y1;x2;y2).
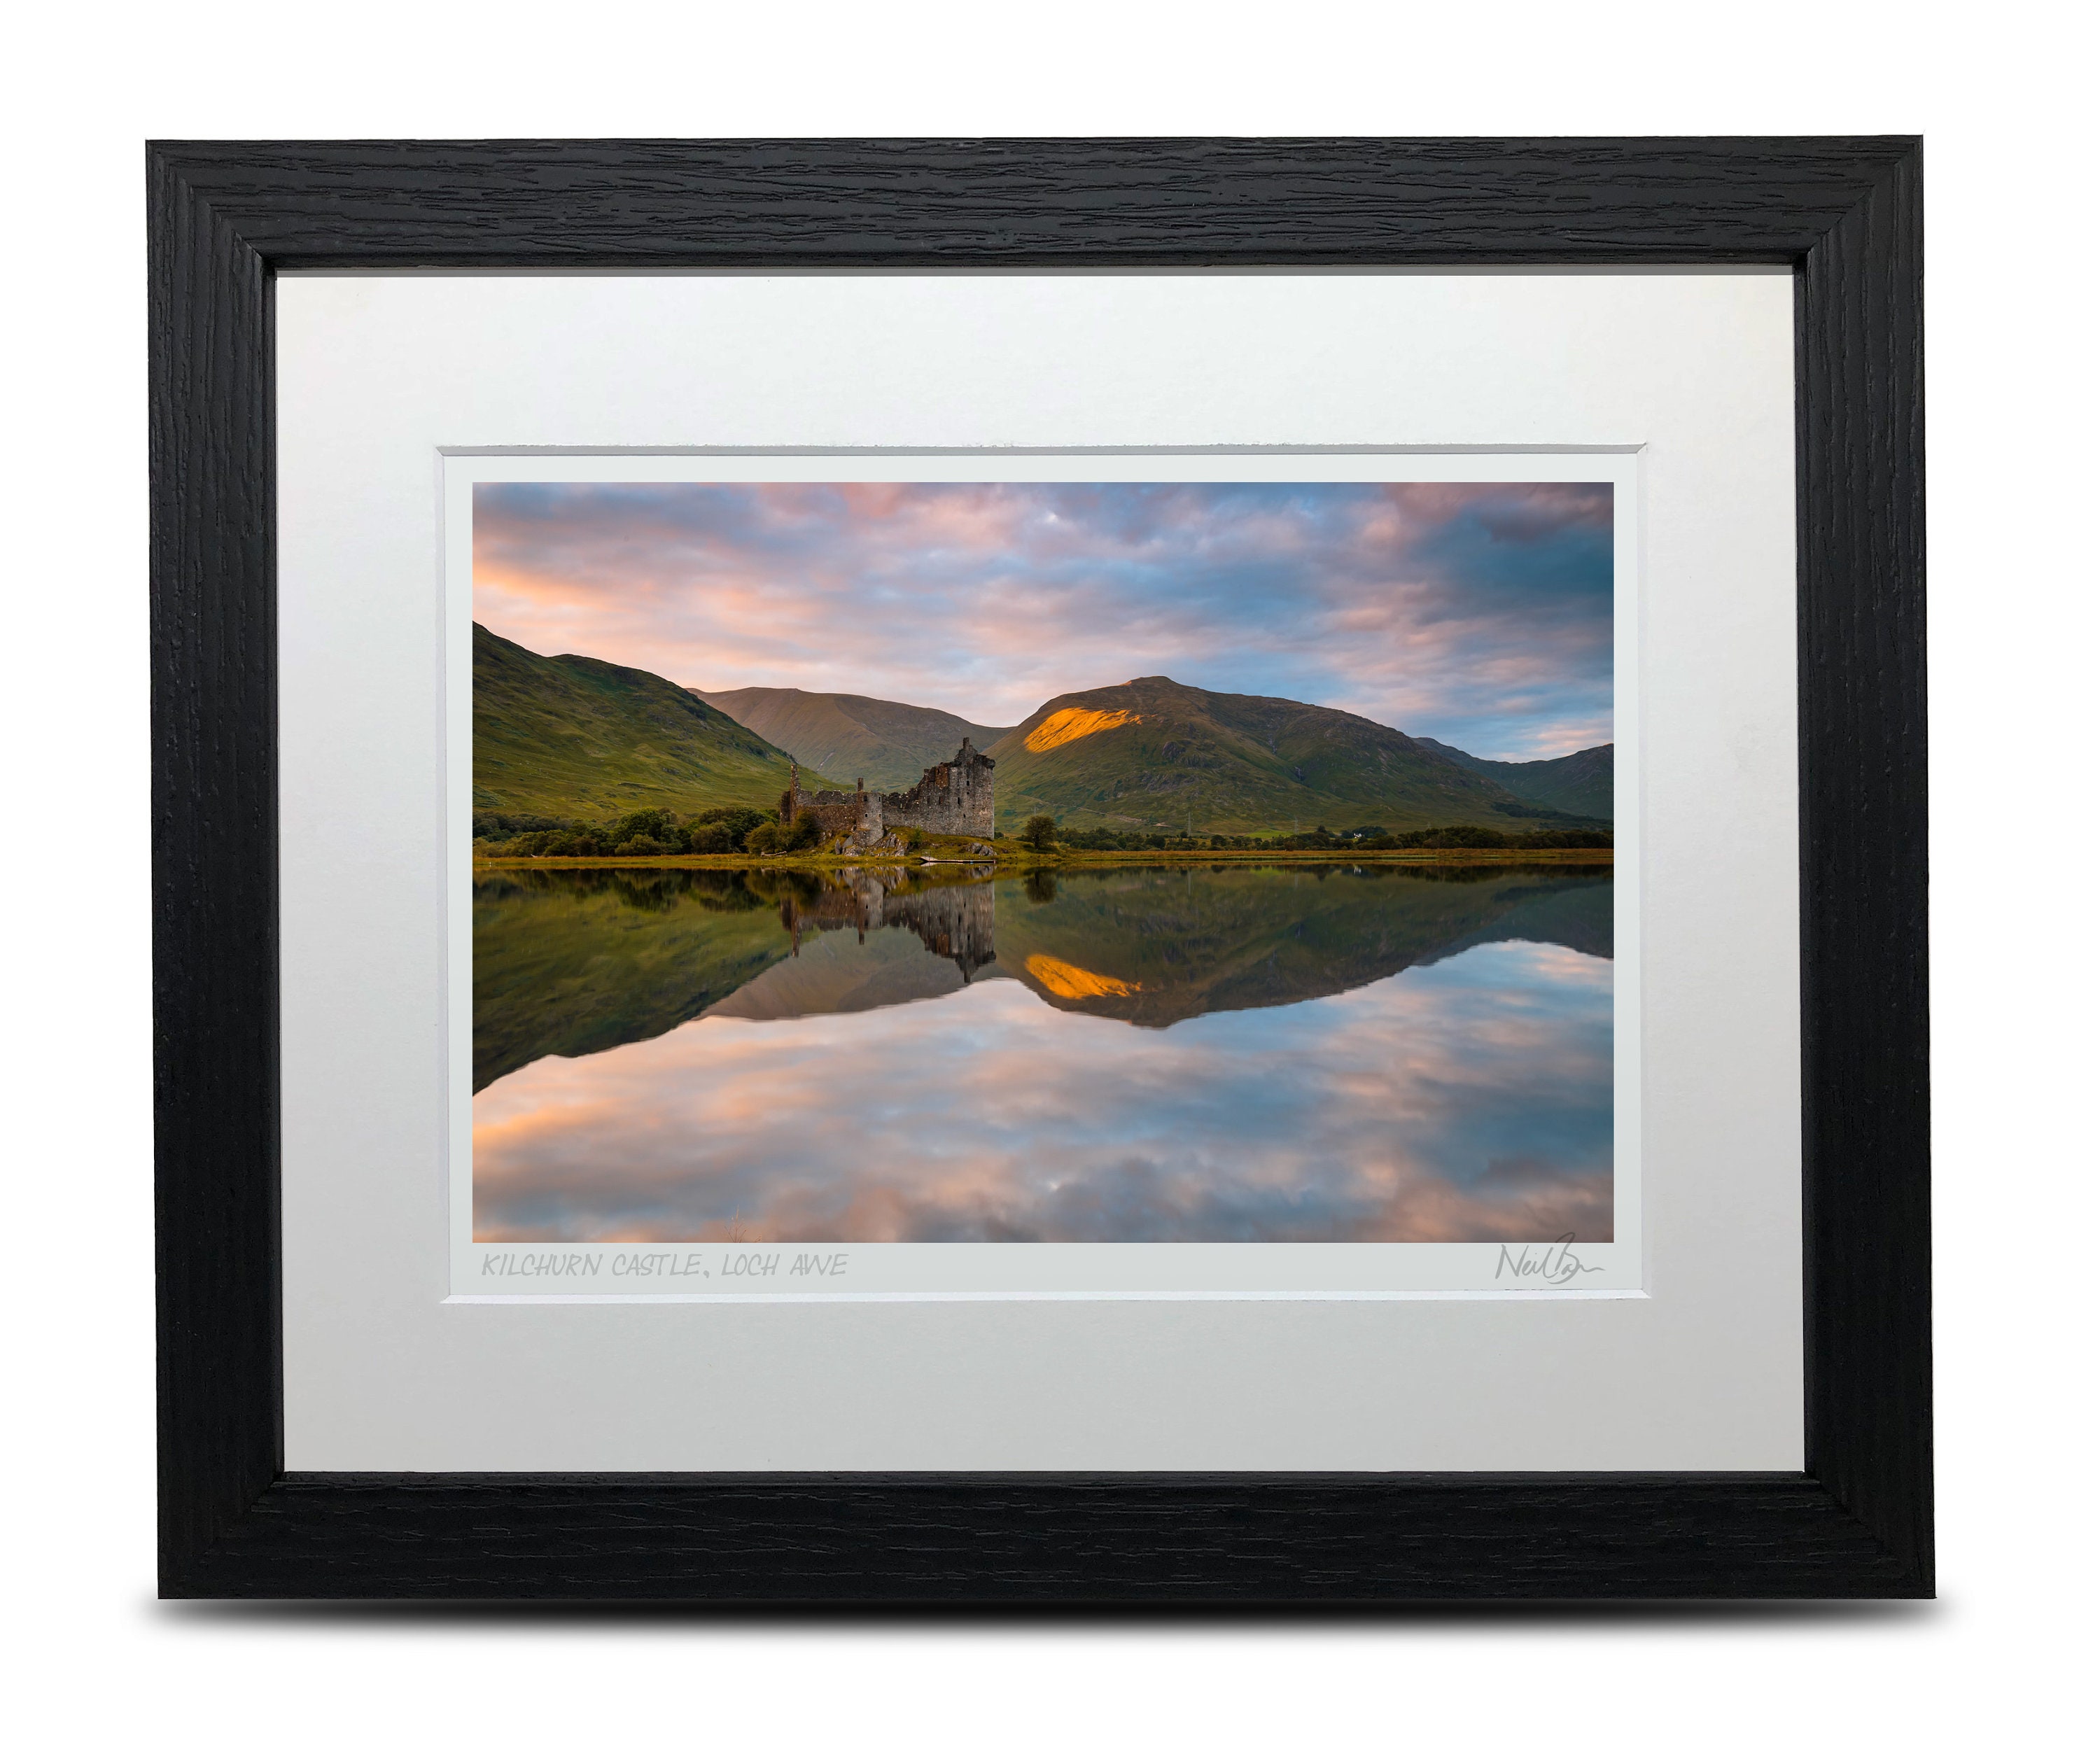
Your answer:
151;136;1928;1600
456;454;1633;1298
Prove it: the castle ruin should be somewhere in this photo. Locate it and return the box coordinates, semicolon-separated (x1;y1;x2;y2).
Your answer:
782;739;995;846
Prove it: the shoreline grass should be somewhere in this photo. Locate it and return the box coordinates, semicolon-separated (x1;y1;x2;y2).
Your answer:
473;846;1614;871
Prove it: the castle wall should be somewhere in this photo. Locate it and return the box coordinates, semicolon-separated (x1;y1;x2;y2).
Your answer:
884;741;995;839
781;775;885;843
792;792;878;839
784;740;996;843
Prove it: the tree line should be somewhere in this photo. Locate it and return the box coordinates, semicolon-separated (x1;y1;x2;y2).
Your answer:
477;806;1610;860
477;801;944;859
1042;820;1611;852
475;804;776;858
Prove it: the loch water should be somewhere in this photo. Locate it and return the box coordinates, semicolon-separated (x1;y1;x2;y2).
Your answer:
471;862;1614;1243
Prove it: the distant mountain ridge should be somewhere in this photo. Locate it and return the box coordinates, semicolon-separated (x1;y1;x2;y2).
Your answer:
983;676;1535;834
473;624;839;818
1416;738;1614;822
479;632;1611;835
692;685;1013;793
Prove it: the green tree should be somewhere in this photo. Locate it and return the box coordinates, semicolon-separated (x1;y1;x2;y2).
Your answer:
1019;813;1058;852
690;805;770;850
1415;825;1508;849
608;807;678;848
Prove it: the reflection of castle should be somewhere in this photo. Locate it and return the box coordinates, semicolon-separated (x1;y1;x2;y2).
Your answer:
783;740;995;846
780;871;997;981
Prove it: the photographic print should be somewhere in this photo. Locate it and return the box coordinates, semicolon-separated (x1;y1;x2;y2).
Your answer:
463;467;1624;1279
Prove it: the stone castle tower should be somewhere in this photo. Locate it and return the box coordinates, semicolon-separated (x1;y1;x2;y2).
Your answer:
884;738;995;838
782;740;995;845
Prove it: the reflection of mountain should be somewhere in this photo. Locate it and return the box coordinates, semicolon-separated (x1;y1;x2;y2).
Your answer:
474;866;1004;1086
708;928;1011;1021
1418;878;1614;964
476;862;1613;1090
985;676;1536;834
472;868;792;1090
997;865;1610;1028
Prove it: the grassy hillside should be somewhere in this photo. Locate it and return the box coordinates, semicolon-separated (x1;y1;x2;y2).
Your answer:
692;685;1011;793
1417;738;1614;822
475;624;844;818
983;676;1537;835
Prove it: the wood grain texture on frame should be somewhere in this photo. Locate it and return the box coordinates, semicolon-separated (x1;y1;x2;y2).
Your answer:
148;136;1928;1602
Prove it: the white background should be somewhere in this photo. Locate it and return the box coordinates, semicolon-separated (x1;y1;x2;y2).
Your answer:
2;3;2092;1745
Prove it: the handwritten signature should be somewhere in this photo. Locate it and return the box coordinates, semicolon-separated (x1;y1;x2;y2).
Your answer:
1494;1233;1606;1286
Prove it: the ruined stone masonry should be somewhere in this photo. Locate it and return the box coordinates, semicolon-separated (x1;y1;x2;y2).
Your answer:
780;771;884;844
782;739;995;846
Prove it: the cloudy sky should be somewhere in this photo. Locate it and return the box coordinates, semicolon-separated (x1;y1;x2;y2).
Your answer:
473;480;1613;759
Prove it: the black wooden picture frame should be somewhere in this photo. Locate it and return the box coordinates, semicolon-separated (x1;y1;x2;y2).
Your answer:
150;137;1928;1601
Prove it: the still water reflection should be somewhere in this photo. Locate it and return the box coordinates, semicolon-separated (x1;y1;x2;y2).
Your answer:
472;863;1613;1243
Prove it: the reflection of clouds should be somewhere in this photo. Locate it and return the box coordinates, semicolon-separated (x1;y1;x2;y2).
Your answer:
473;941;1611;1244
473;482;1611;761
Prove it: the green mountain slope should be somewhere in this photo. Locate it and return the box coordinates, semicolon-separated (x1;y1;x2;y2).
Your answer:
692;685;1012;793
981;676;1536;834
1417;738;1614;822
475;624;842;817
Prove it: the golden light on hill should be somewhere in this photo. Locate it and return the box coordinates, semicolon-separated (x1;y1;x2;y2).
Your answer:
1023;954;1144;1000
1024;706;1142;753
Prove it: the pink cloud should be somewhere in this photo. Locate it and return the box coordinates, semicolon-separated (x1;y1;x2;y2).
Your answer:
472;481;1613;757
